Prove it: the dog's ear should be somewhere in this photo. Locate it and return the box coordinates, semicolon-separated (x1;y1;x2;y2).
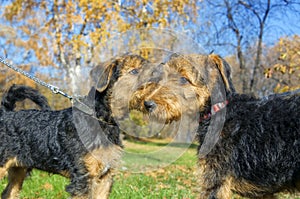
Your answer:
208;54;235;93
90;59;119;92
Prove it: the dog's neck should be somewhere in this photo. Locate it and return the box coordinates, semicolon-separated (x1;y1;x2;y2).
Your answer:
199;93;261;126
73;87;121;149
90;87;115;123
197;93;260;149
73;87;116;125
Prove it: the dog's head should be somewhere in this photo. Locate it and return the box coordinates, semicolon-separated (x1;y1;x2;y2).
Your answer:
128;53;235;124
90;55;148;92
90;54;149;118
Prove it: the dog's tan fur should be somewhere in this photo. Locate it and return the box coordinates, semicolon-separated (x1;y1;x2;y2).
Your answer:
129;54;235;123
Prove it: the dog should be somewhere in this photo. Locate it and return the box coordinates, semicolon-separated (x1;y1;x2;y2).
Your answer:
0;54;148;199
129;53;300;199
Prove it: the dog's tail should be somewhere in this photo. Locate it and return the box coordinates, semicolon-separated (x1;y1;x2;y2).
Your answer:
1;84;51;111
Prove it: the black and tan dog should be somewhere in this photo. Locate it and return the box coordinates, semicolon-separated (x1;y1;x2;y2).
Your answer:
129;53;300;199
0;54;148;199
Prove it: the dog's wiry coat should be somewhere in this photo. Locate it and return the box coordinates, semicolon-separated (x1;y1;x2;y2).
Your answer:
129;53;300;198
198;93;300;199
0;54;148;199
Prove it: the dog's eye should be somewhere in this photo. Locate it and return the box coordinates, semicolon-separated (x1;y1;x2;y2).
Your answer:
129;69;139;75
180;77;189;84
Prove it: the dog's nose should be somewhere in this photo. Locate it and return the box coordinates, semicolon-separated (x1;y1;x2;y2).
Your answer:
144;100;157;112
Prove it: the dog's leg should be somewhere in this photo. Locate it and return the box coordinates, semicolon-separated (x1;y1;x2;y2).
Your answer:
198;163;233;199
254;195;277;199
215;177;233;199
65;167;89;199
89;169;114;199
66;177;89;199
1;167;27;199
67;169;114;199
71;195;88;199
0;167;8;180
0;158;19;180
199;185;232;199
199;177;232;199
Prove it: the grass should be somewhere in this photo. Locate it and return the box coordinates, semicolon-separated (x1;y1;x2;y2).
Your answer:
1;139;300;198
0;170;70;199
111;139;198;199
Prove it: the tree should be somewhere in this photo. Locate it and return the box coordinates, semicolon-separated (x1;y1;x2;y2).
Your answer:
197;0;300;94
265;35;300;92
0;0;197;94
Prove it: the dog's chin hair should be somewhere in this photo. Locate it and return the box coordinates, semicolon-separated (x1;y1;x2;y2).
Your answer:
148;113;166;124
150;110;181;124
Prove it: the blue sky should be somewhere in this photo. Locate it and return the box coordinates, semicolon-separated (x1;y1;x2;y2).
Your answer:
265;3;300;45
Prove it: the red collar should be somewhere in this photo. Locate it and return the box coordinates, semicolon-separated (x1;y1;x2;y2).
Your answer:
200;100;229;122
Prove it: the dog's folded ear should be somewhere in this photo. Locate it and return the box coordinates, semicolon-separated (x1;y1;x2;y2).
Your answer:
90;59;119;92
208;54;236;93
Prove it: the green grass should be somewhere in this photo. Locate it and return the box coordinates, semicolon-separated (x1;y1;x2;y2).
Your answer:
0;170;70;199
111;139;198;199
1;139;300;198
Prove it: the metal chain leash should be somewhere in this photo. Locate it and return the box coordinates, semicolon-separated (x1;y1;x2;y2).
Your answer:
0;56;73;99
0;56;113;123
